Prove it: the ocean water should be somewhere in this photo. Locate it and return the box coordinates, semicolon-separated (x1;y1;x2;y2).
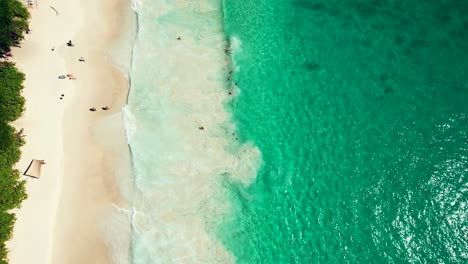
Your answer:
219;0;468;263
124;0;468;263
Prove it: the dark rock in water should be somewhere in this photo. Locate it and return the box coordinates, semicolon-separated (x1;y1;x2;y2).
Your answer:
304;62;321;71
293;2;326;11
394;35;404;46
380;73;389;81
292;1;339;17
384;86;393;94
410;39;428;48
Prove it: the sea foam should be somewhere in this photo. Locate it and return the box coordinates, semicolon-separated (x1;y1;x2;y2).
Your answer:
120;0;261;263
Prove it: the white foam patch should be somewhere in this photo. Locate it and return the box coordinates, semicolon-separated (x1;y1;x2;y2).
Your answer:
122;106;136;142
98;206;132;264
131;0;138;11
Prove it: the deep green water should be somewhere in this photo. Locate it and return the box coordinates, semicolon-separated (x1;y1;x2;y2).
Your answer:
219;0;468;263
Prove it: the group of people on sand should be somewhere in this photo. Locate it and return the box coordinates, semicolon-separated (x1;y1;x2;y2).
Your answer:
55;39;110;112
57;74;76;80
89;106;109;112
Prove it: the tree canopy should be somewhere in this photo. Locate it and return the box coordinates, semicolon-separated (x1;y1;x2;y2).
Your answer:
0;0;29;54
0;1;29;263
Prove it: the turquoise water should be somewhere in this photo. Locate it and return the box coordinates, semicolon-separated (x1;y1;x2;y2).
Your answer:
125;0;468;263
219;0;468;263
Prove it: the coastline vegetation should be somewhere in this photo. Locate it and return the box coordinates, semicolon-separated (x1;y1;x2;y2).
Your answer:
0;1;29;263
0;0;29;55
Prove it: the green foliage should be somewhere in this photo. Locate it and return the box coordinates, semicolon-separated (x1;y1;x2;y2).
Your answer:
0;62;25;121
0;0;29;54
0;212;15;264
0;65;27;262
0;1;29;263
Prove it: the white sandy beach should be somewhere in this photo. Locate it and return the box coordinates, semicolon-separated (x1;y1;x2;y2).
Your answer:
8;0;133;263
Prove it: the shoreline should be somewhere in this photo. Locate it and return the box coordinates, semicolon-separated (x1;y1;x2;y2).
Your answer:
8;0;133;263
120;0;260;262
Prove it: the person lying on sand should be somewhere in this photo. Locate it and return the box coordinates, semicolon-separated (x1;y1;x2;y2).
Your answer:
89;107;96;112
79;57;85;62
101;106;109;110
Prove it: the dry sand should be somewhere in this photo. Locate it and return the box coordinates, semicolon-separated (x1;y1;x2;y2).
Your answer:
8;0;133;263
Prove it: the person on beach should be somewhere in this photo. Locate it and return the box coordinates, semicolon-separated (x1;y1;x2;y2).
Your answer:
89;107;96;112
102;106;109;110
177;36;181;40
67;40;74;47
198;126;204;130
79;57;85;62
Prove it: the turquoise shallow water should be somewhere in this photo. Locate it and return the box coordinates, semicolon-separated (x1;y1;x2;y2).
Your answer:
219;0;468;263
